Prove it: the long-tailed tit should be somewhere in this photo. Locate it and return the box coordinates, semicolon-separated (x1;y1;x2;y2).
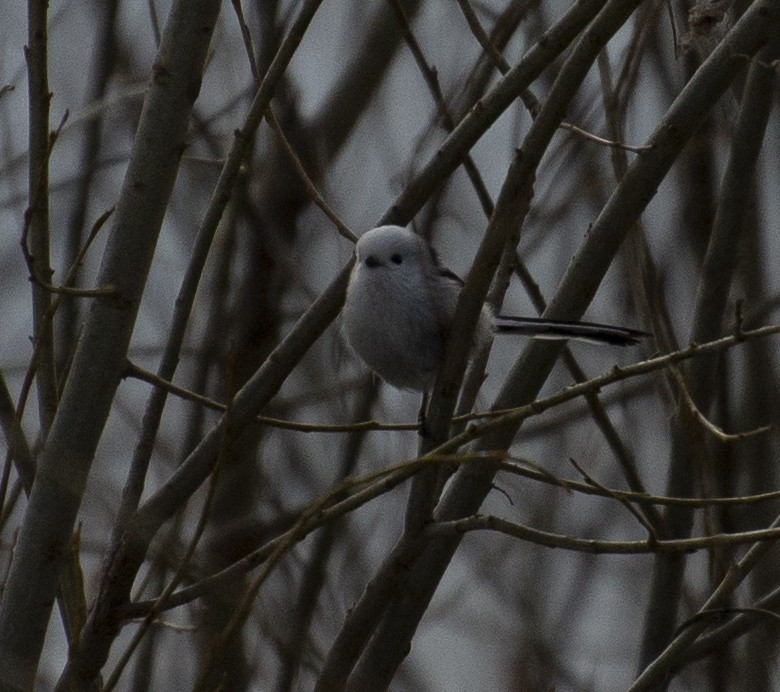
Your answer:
343;225;646;392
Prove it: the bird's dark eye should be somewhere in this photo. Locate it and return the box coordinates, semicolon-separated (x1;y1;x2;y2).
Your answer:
390;253;403;265
365;255;380;268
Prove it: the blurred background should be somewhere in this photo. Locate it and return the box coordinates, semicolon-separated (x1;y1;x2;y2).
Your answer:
1;0;779;689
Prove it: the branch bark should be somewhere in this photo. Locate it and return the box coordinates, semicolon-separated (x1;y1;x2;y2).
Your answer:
25;0;57;436
637;29;780;677
0;1;222;688
330;2;780;688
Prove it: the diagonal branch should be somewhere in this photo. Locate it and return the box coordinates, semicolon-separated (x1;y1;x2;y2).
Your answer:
0;1;223;688
340;3;780;689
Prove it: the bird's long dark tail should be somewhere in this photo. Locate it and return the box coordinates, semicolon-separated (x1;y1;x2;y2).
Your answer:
493;315;648;346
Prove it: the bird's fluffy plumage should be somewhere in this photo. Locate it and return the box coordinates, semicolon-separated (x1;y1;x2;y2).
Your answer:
342;226;485;390
343;225;646;391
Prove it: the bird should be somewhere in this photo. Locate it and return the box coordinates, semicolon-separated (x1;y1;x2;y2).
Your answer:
342;225;647;392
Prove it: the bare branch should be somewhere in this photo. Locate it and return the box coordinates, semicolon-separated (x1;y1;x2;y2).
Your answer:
426;514;780;555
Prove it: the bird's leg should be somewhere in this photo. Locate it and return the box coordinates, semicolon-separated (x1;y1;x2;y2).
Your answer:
417;390;431;438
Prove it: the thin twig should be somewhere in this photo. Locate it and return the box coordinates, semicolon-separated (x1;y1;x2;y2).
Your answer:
122;452;497;619
265;108;357;242
733;298;745;339
14;208;114;443
0;528;20;595
569;457;659;543
426;514;780;555
230;0;262;84
27;282;118;298
673;606;780;638
21;109;70;281
114;358;780;511
124;359;415;431
442;324;780;453
456;0;652;153
387;0;496;217
669;364;772;442
127;325;780;442
104;348;239;691
121;438;780;623
230;0;356;242
498;459;780;509
666;0;681;59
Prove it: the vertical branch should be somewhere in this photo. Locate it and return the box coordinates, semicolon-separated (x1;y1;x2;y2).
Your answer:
0;372;35;519
313;0;424;164
273;387;376;691
383;0;608;225
25;0;58;436
60;2;329;688
338;2;648;689
638;33;780;670
0;1;223;688
315;3;628;687
99;350;238;692
110;0;326;545
58;0;120;376
630;511;780;691
339;2;780;689
21;0;94;662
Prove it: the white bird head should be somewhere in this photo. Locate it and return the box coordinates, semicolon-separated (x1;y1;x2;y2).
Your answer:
352;225;430;283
